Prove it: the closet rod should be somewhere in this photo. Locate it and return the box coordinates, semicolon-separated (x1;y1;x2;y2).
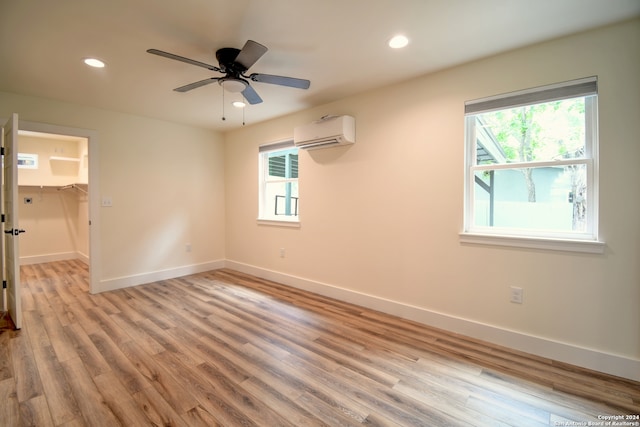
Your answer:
58;184;87;195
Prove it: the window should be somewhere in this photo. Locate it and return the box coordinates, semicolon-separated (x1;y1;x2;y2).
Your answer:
463;77;603;252
18;153;38;169
259;140;299;223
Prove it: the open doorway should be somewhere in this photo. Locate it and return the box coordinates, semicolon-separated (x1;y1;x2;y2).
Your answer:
14;120;99;294
17;131;89;268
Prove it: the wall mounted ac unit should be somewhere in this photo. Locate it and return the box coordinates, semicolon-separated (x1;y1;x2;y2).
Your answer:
293;115;355;150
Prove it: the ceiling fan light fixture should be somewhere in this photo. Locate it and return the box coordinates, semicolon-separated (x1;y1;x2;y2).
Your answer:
83;57;106;68
219;78;247;93
232;101;246;108
388;35;409;49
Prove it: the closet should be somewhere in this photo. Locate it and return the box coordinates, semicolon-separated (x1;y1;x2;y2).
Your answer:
17;131;89;265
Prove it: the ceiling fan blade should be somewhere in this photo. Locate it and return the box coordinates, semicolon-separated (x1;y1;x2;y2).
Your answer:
249;73;310;89
147;49;221;72
241;84;263;105
234;40;268;70
174;77;220;92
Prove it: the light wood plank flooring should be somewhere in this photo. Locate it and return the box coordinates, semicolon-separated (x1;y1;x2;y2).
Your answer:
1;260;638;426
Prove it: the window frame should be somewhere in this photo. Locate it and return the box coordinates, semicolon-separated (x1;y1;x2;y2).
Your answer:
257;139;301;227
461;77;605;253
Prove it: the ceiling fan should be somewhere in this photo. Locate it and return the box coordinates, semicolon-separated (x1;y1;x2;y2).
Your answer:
147;40;310;105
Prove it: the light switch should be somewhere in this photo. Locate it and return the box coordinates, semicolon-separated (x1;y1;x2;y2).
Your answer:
101;196;113;207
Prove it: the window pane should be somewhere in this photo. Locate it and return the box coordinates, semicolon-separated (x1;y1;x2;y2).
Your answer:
475;97;587;165
473;164;587;232
264;181;299;217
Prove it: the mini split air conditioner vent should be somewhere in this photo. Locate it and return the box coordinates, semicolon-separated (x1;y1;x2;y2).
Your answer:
293;115;355;150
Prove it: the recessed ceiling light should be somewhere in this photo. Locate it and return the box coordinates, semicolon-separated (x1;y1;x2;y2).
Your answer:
388;35;409;49
83;58;105;68
232;101;246;108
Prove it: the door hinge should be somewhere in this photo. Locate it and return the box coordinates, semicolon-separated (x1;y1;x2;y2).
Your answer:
0;147;4;156
1;214;4;222
2;281;6;289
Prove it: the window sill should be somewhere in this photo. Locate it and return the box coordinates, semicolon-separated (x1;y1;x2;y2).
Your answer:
257;218;301;228
459;232;605;254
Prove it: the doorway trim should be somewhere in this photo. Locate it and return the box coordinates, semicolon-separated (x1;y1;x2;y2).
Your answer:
18;120;100;294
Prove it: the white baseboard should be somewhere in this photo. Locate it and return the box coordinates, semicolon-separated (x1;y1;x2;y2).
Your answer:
20;251;79;265
76;251;89;265
96;259;225;293
225;260;640;382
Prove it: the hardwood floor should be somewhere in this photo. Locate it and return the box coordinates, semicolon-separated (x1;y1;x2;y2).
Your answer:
1;260;638;426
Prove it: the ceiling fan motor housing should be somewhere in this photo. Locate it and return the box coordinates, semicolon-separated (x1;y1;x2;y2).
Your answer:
216;48;243;73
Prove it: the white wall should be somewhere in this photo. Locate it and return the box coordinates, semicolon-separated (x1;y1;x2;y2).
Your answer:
0;94;227;290
18;187;86;264
18;134;86;186
224;19;640;380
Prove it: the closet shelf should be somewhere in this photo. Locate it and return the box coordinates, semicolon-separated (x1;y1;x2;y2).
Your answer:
50;156;80;162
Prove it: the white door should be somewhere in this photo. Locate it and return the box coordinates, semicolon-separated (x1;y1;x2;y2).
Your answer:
2;113;22;329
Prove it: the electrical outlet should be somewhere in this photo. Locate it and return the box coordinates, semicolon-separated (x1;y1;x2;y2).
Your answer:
510;286;524;304
185;243;192;252
280;248;285;258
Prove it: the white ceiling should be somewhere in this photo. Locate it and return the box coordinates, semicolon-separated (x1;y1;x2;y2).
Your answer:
1;0;639;131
